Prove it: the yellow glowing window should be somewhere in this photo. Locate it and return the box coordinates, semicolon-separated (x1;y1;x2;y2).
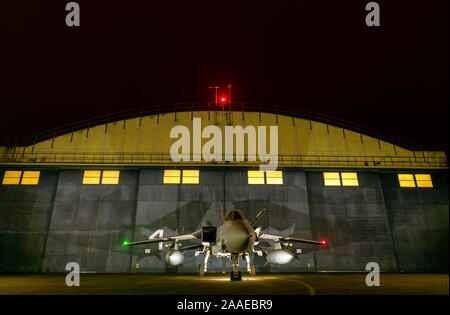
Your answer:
415;174;433;188
398;174;416;188
266;171;283;185
248;171;265;184
323;172;341;186
102;171;120;184
163;170;181;184
21;171;40;185
83;170;101;184
182;170;199;184
341;172;359;186
2;171;22;185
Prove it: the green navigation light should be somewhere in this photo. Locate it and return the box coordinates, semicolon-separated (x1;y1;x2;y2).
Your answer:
122;241;129;246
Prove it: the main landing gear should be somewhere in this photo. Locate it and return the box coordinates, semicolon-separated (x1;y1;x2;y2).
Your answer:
199;248;211;276
245;253;256;276
199;252;255;280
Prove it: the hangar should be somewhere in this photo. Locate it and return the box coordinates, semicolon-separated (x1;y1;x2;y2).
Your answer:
0;102;448;273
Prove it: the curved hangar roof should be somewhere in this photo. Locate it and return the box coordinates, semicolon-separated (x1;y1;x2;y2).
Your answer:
0;103;447;169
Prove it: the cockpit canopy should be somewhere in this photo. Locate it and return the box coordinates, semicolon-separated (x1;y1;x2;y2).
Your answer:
224;209;246;221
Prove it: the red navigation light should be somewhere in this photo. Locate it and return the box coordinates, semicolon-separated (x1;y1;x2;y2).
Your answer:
321;239;327;245
220;97;226;103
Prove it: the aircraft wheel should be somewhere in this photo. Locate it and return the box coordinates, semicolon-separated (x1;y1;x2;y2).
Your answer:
249;264;256;276
199;264;205;276
230;271;242;281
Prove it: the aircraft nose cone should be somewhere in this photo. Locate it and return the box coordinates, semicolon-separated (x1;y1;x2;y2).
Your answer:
226;221;251;253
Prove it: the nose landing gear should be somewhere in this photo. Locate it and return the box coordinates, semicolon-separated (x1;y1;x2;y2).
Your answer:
230;253;241;281
230;270;242;281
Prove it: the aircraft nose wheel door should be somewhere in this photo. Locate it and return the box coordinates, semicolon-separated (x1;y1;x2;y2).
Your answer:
230;254;241;281
249;264;256;276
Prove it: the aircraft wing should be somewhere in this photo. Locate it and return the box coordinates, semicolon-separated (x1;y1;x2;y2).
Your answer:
259;233;326;245
123;230;201;247
179;244;204;251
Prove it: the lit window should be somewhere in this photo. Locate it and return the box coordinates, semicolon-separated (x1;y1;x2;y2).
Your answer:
415;174;433;188
182;170;199;184
83;170;101;184
21;171;40;185
323;172;341;186
248;171;265;184
398;174;415;188
102;171;120;184
163;170;181;184
266;171;283;185
2;171;22;185
341;172;359;186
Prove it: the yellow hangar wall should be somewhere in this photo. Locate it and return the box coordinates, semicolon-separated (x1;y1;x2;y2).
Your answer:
15;111;414;154
0;111;447;168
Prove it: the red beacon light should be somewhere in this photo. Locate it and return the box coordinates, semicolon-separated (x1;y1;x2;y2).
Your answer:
220;97;226;103
321;239;328;245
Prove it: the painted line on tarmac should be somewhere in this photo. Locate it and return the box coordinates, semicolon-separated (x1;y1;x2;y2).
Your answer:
187;274;316;295
280;278;316;295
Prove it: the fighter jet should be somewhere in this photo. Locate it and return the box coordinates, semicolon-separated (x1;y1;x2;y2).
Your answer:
122;208;327;280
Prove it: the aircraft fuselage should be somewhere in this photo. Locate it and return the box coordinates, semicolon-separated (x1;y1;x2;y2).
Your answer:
211;219;256;255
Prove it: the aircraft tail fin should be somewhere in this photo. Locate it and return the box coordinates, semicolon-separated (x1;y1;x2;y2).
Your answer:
250;208;267;227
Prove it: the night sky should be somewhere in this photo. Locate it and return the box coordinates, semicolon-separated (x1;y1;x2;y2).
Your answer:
1;0;448;151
